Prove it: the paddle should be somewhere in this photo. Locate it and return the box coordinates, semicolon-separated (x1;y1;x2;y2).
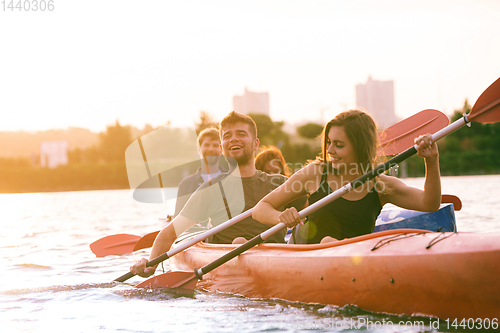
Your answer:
93;109;449;258
441;194;462;211
134;76;500;289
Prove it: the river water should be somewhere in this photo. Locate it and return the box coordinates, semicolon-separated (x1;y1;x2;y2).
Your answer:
1;175;499;332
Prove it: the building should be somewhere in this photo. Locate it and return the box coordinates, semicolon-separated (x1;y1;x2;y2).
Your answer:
40;140;69;168
355;76;397;129
232;87;270;117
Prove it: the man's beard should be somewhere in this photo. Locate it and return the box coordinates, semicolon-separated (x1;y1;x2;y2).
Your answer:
232;153;251;166
203;155;220;167
227;146;253;166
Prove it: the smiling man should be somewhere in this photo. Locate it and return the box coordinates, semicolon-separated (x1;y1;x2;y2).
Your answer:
130;111;306;278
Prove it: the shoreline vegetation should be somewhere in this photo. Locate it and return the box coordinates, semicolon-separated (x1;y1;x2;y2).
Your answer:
1;103;499;194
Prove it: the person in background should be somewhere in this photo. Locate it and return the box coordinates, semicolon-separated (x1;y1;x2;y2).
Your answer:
255;145;292;177
252;109;441;244
171;128;225;224
255;145;306;243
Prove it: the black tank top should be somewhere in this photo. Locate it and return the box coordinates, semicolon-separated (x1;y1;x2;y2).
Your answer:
305;165;382;244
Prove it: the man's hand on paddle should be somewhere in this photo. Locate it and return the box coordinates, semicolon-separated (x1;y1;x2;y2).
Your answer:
130;258;156;278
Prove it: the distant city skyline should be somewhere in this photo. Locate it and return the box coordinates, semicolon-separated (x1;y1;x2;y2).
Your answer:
356;76;398;129
233;87;270;117
1;1;499;133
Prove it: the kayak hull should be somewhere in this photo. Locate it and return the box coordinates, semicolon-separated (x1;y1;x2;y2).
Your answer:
170;230;500;320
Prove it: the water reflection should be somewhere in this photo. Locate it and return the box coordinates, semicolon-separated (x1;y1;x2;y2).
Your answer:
1;175;499;332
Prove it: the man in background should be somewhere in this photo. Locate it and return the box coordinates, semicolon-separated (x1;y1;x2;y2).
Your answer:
166;128;226;232
173;127;225;216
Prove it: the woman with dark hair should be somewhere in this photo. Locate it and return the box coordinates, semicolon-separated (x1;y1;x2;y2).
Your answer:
252;109;441;244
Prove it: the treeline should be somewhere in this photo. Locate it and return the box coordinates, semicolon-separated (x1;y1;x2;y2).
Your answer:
0;113;320;193
0;121;136;193
0;127;99;158
1;102;499;193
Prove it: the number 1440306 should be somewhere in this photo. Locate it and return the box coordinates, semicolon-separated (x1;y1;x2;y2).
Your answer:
1;0;54;11
445;318;498;330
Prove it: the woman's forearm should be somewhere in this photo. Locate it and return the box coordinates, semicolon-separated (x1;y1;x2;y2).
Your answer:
423;157;441;211
252;201;283;225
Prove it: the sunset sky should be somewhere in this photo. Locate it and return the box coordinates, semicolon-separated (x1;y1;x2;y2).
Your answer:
1;0;499;133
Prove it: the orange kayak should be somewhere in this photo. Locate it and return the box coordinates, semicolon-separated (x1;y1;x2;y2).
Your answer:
170;229;500;320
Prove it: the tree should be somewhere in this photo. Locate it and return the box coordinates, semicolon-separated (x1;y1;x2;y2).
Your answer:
98;120;133;162
281;142;320;168
248;113;288;147
195;110;219;134
408;99;500;176
297;123;323;140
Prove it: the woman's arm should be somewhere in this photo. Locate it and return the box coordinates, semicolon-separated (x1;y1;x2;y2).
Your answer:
379;134;441;212
253;163;321;227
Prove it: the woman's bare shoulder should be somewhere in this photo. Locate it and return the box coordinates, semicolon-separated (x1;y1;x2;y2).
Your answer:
301;161;324;174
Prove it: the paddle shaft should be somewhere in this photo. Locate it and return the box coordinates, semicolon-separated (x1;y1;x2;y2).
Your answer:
114;209;253;282
192;114;475;280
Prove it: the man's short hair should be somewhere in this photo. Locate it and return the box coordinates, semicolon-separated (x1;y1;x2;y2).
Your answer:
197;127;220;147
219;111;258;140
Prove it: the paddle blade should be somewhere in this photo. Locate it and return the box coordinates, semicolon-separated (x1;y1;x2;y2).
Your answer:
470;77;500;123
441;194;462;211
90;234;141;257
135;271;198;290
133;230;160;251
377;109;449;156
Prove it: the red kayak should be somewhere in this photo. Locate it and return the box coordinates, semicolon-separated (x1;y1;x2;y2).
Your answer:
170;229;500;320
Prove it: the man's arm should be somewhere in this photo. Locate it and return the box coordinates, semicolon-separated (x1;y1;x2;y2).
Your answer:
130;215;196;277
130;173;224;277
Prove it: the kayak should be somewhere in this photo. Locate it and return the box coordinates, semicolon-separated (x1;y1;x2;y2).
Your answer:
169;229;500;320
